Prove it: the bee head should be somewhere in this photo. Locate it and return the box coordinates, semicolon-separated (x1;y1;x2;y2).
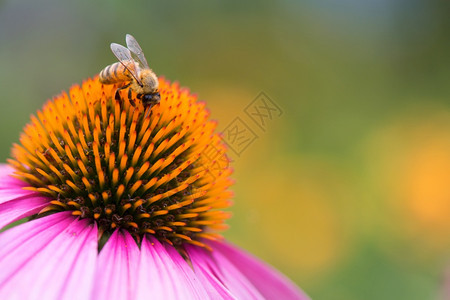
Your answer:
142;92;161;106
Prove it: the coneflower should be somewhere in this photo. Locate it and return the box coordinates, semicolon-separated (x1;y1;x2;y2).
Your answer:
0;76;308;299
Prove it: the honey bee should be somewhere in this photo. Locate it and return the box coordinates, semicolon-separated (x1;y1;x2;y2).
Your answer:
99;34;160;109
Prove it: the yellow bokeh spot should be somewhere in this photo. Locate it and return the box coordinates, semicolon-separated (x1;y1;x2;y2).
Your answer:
402;140;450;226
238;158;352;277
365;109;450;256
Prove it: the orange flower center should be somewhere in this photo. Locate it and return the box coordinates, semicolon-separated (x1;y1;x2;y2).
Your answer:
9;76;233;249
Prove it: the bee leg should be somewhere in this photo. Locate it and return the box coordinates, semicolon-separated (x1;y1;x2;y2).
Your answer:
114;89;122;102
128;89;136;107
115;83;131;102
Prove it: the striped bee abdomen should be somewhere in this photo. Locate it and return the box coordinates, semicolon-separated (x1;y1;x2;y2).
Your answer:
99;61;135;84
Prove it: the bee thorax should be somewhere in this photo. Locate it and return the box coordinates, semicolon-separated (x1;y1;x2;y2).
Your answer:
139;70;159;93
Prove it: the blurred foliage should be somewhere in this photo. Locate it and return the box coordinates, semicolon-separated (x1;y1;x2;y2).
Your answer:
1;0;450;299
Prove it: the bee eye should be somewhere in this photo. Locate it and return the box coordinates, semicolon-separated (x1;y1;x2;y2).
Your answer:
143;93;161;104
143;94;152;102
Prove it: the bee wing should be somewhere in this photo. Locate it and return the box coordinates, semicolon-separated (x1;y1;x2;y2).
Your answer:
126;34;150;69
110;43;142;85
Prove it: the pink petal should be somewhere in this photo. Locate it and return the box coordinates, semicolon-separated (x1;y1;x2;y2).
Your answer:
209;240;310;300
0;196;49;230
0;164;28;189
0;212;98;300
134;236;210;300
0;165;46;202
187;244;263;299
0;188;41;203
92;230;140;300
185;244;237;299
0;166;51;229
0;164;14;174
0;181;46;205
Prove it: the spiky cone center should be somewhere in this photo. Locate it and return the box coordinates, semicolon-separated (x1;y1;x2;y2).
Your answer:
10;76;233;249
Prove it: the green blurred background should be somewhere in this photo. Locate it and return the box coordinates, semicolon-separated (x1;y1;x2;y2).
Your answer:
1;1;450;299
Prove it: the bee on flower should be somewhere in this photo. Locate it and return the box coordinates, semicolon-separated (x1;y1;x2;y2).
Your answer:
0;34;308;300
